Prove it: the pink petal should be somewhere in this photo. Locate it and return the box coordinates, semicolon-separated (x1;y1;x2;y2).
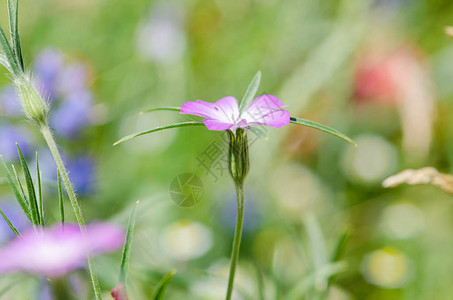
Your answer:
203;119;234;131
247;109;290;128
0;223;124;277
242;95;287;122
181;97;240;125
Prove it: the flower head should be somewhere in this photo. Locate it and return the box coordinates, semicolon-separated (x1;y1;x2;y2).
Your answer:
0;223;124;277
180;95;290;132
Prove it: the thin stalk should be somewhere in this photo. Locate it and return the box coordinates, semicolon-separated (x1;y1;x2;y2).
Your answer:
40;124;102;300
226;182;245;300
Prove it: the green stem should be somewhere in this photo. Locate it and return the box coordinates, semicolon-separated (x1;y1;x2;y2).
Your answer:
40;125;102;300
226;182;245;300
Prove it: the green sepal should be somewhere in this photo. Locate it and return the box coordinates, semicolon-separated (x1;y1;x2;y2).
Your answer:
290;117;356;146
114;122;205;146
239;71;261;113
151;270;176;300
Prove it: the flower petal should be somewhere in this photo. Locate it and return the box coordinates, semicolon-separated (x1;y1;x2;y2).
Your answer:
181;97;239;124
242;95;290;128
203;119;234;131
247;110;290;128
242;95;287;122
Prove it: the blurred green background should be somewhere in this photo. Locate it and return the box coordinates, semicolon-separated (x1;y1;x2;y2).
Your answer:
2;0;453;299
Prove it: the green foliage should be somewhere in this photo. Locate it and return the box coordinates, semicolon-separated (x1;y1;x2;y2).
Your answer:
7;0;24;72
239;71;261;113
290;117;356;146
57;170;64;224
119;201;139;285
0;156;32;223
0;208;20;236
151;270;176;300
140;107;181;114
36;152;43;225
113;122;205;145
16;144;41;226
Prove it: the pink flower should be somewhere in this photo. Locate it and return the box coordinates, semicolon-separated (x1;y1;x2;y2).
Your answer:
180;95;290;132
0;223;124;277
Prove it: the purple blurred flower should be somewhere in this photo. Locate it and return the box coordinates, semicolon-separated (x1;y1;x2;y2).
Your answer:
0;199;30;243
50;89;92;138
0;125;33;160
33;48;64;100
180;95;290;132
0;223;124;277
0;86;22;115
56;63;88;95
221;192;261;233
136;2;186;64
66;155;96;195
34;150;95;195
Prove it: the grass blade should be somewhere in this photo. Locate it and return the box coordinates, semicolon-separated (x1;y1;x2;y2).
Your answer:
331;230;349;262
7;0;24;71
140;106;181;114
290;117;357;146
0;207;20;236
113;122;205;146
36;152;43;226
239;71;261;113
151;270;176;300
16;144;40;226
0;156;31;222
57;170;64;225
11;165;27;205
119;201;139;285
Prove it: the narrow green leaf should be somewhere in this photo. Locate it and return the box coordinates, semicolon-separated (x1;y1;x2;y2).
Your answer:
305;214;328;276
57;170;64;224
0;26;19;76
290;117;357;146
16;144;40;226
114;122;205;146
119;201;139;285
0;156;31;222
140;106;181;114
7;0;24;71
254;263;265;300
11;165;27;205
0;207;20;236
36;152;43;226
239;71;261;113
151;270;176;300
331;230;349;262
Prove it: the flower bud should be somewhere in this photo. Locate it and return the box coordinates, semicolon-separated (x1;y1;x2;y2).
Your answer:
227;128;250;185
14;76;48;125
